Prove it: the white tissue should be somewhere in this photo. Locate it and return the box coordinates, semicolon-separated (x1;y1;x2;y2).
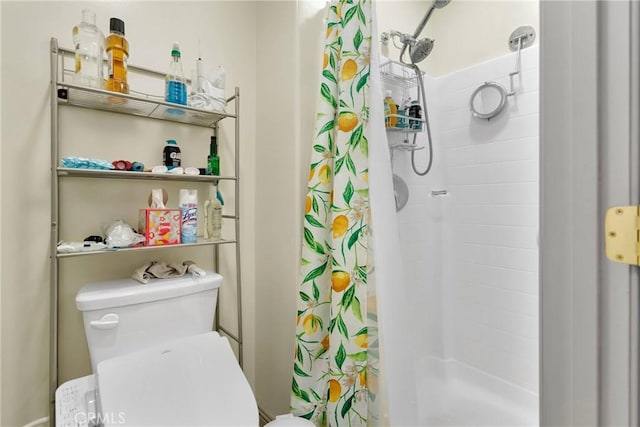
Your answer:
152;165;168;174
168;167;184;175
150;189;166;208
57;241;108;253
105;220;145;248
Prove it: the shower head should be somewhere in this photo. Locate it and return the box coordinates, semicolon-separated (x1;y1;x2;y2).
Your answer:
409;38;435;63
412;0;452;39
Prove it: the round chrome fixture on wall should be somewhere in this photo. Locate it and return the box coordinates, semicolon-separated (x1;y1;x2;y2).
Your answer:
469;81;508;120
469;24;536;121
508;25;536;51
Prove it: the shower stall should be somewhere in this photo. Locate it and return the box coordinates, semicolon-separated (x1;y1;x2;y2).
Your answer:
377;1;539;425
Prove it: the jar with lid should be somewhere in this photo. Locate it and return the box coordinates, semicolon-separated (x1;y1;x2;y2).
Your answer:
408;100;423;131
105;17;129;94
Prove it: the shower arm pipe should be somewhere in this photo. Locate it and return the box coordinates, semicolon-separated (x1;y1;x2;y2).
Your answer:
507;36;524;96
398;0;439;65
412;4;438;40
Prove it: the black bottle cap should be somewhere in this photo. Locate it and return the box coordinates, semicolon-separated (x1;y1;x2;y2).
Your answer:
110;17;125;35
210;136;218;155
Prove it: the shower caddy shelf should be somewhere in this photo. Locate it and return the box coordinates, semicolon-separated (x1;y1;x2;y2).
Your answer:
380;58;422;89
48;37;245;415
388;140;425;151
380;58;426;151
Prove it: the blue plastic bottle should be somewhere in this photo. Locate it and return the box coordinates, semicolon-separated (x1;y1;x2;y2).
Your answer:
165;42;187;105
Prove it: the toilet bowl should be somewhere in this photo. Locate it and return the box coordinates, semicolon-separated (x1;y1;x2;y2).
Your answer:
56;272;258;426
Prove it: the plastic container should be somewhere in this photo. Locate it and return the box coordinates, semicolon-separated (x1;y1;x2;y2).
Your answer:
163;140;181;170
408;100;423;131
72;9;105;89
179;189;198;244
204;185;222;240
105;17;129;94
165;42;187;105
383;90;398;128
397;109;407;128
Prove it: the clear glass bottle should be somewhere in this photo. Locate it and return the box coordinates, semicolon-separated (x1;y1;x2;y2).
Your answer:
105;17;129;94
72;9;105;88
165;42;187;105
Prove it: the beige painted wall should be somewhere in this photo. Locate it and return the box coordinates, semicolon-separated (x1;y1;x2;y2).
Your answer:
378;0;539;77
253;0;325;418
1;2;257;425
254;1;298;418
0;1;3;421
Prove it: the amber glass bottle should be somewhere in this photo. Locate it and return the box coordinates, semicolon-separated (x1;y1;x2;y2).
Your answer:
105;18;129;94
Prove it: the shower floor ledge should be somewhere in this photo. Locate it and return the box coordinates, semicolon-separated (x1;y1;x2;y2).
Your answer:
416;356;538;426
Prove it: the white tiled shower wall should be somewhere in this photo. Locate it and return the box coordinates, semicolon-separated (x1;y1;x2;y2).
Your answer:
392;45;539;394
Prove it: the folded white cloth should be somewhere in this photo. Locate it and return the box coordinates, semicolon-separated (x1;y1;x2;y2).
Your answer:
132;260;206;284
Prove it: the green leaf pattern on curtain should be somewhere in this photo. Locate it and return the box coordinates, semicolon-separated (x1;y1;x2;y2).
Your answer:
292;1;373;426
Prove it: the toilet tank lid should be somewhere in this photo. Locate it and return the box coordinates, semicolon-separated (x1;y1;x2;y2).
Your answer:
76;272;222;311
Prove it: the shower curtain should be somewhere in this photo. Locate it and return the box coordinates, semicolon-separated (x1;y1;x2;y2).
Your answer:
291;1;418;426
291;1;373;425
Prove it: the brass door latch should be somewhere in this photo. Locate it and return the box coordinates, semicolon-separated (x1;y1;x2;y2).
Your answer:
605;206;640;265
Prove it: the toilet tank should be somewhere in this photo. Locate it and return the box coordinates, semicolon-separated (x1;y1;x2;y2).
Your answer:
76;272;222;373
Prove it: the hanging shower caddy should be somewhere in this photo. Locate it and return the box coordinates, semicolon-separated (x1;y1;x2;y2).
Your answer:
379;58;426;151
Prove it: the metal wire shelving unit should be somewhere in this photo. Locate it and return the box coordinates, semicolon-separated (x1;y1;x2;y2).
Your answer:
49;37;244;419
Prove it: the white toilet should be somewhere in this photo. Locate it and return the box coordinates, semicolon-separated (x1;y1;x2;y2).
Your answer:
56;272;258;426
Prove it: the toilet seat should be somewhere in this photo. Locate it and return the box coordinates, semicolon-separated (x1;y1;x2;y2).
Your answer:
97;331;258;426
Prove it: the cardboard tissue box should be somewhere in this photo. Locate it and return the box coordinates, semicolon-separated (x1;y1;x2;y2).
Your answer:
138;209;181;246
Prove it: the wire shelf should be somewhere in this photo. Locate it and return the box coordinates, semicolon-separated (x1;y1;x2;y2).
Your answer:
386;126;424;135
389;140;425;151
57;82;234;128
57;167;237;182
379;59;423;89
57;238;237;258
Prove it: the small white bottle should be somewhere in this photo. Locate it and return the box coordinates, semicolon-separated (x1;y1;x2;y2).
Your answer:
204;185;222;240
